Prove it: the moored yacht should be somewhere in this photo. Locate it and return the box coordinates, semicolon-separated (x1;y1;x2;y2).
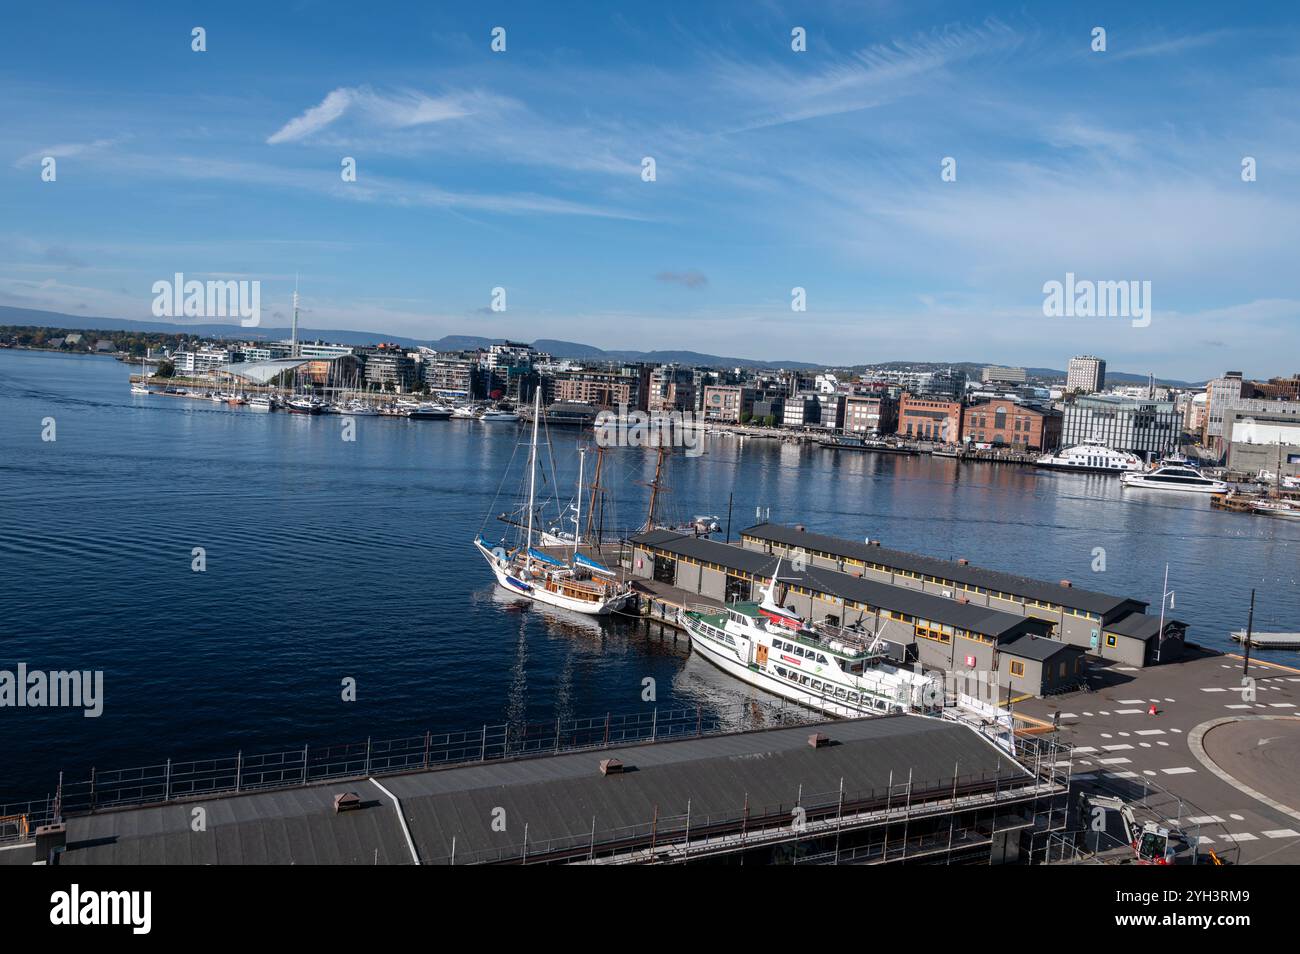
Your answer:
1036;440;1143;474
680;564;939;717
1121;459;1228;494
474;392;634;615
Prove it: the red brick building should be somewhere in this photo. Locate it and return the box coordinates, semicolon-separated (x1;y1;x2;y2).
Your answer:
897;393;962;444
961;399;1062;451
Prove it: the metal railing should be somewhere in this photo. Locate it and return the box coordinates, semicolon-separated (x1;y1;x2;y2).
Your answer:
0;701;823;844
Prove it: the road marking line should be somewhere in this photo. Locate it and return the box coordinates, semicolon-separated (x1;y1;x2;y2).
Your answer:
1098;757;1131;765
1135;729;1165;735
1269;702;1296;708
1200;687;1227;693
1102;744;1134;751
1221;833;1258;842
1072;746;1097;754
1114;708;1145;714
1105;771;1138;779
1162;767;1197;775
1118;699;1146;704
1225;704;1253;709
1263;829;1300;839
1187;815;1224;824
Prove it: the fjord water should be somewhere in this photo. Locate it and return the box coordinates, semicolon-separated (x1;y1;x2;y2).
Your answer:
1;349;1297;798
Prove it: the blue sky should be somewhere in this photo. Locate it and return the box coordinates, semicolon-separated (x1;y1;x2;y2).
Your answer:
2;0;1299;377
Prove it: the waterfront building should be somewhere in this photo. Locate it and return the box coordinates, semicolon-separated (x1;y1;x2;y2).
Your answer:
981;366;1027;386
361;346;418;391
737;524;1182;668
782;392;821;428
814;392;846;430
647;365;696;413
1204;371;1246;451
962;399;1061;451
1065;355;1106;394
702;384;755;423
297;342;355;359
1222;401;1300;478
422;352;481;400
552;369;641;409
843;394;898;437
897;393;962;443
172;347;232;376
1060;394;1180;458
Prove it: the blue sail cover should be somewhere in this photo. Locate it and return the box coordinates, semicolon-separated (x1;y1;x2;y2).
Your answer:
574;553;616;576
527;548;566;567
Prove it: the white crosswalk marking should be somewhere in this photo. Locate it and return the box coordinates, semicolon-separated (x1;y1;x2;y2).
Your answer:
1263;829;1300;839
1098;757;1131;765
1162;767;1196;775
1221;833;1258;842
1102;744;1133;751
1135;729;1165;735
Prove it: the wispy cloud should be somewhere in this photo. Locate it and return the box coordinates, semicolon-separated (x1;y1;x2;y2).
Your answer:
655;270;709;289
267;87;507;144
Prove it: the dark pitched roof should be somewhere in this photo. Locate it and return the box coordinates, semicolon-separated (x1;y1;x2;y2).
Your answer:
1105;611;1183;641
1002;635;1081;662
629;531;1042;640
740;523;1141;617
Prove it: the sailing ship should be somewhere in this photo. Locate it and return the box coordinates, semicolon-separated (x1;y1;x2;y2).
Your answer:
474;391;634;615
130;356;151;394
680;563;939;717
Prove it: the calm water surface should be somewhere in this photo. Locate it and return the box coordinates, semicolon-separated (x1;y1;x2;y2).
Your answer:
1;349;1296;798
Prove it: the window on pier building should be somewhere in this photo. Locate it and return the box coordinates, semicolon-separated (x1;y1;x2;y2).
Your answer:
1009;660;1025;677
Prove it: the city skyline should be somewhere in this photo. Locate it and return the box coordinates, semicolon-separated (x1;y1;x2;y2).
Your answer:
4;2;1300;378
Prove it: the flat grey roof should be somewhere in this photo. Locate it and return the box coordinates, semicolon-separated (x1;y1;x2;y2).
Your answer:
24;714;1028;866
741;523;1142;617
385;714;1024;864
630;532;1043;639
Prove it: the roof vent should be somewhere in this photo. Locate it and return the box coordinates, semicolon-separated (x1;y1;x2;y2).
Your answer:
808;733;832;749
599;758;625;776
333;792;362;814
1060;579;1072;588
794;524;805;532
957;558;969;565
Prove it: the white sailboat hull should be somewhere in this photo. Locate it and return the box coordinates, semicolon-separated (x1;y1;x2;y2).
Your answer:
475;541;631;616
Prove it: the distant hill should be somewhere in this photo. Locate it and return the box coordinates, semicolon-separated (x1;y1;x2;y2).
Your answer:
0;306;822;369
0;304;1202;383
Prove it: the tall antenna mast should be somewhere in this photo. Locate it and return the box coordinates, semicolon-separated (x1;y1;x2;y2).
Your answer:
291;274;300;359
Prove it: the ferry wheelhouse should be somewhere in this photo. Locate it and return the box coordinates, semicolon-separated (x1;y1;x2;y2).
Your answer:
681;565;939;717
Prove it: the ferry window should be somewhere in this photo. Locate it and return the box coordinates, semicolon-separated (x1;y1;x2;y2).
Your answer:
817;655;828;665
848;693;859;703
812;681;822;691
799;676;809;686
835;688;847;698
794;646;805;657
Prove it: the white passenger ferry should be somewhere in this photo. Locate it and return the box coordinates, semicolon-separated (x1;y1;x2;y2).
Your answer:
1035;440;1143;474
680;566;939;717
1121;457;1228;494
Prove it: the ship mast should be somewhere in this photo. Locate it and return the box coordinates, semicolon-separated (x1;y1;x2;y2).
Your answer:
642;445;667;532
291;274;300;359
525;387;541;548
584;446;606;546
573;445;585;562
